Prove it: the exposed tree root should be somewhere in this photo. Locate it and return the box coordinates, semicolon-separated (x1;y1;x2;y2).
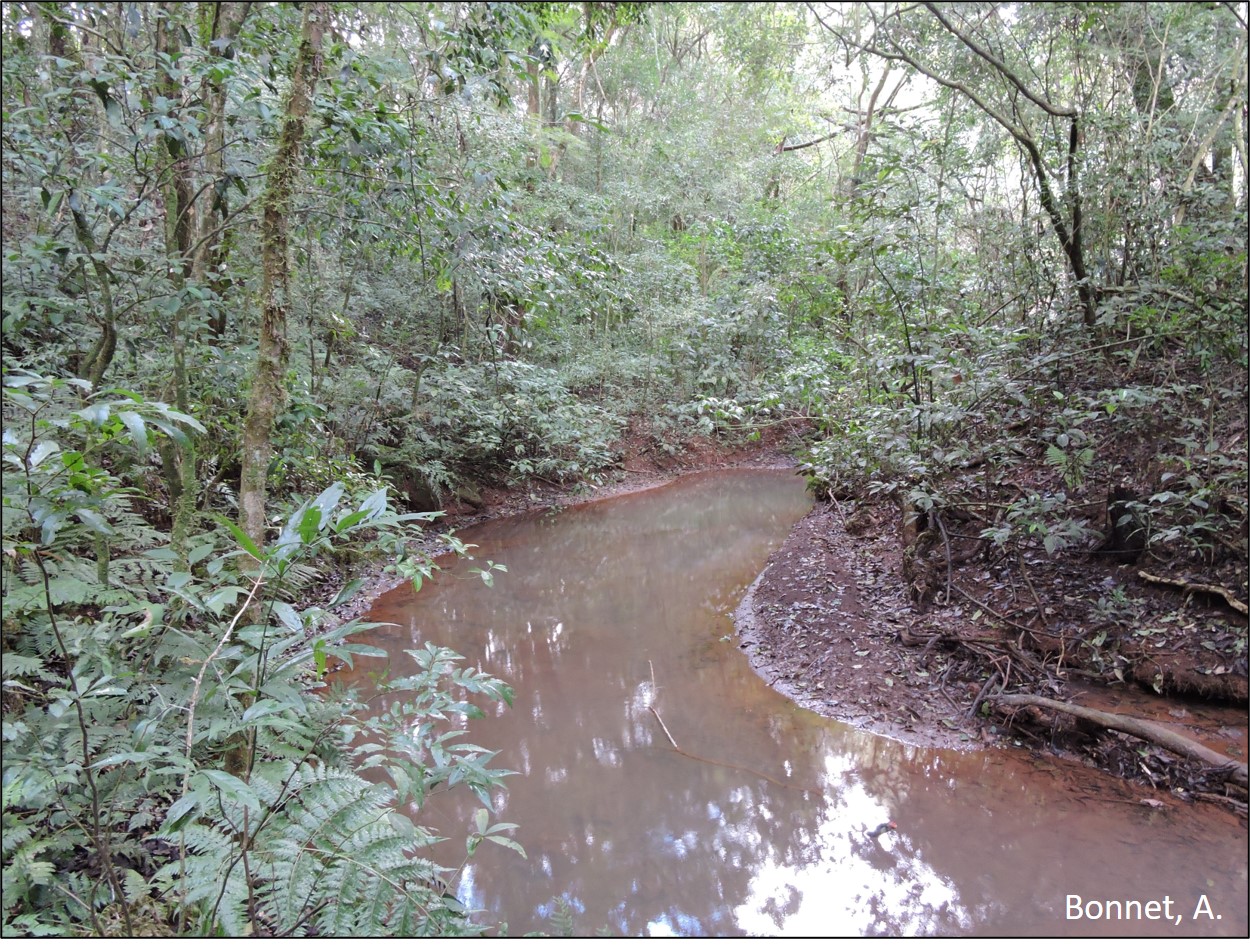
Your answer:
992;693;1248;789
1137;570;1248;615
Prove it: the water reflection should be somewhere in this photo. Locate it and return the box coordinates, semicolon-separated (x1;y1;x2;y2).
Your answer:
346;470;1247;937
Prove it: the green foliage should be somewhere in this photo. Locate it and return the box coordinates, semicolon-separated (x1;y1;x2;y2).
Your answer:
350;355;622;496
544;896;577;937
2;374;519;937
799;301;1246;568
2;0;1247;929
160;763;455;937
980;491;1098;558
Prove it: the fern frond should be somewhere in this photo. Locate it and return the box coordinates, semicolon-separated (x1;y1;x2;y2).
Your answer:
235;764;458;937
0;652;51;682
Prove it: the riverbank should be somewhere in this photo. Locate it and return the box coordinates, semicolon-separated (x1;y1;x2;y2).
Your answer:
740;488;1248;809
739;490;1248;776
734;502;980;749
326;422;1247;811
320;420;805;633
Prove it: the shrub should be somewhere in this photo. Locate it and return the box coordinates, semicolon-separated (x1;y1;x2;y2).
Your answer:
2;372;519;936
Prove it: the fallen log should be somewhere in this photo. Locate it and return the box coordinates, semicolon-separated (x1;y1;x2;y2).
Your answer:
992;693;1248;789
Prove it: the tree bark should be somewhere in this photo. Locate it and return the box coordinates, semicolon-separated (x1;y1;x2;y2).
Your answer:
993;694;1248;789
70;204;117;389
155;2;201;563
193;1;251;340
238;2;327;551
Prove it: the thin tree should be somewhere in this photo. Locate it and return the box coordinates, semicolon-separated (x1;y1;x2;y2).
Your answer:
239;2;327;551
814;2;1097;325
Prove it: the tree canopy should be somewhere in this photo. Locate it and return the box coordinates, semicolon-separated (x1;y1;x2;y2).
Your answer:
3;1;1246;937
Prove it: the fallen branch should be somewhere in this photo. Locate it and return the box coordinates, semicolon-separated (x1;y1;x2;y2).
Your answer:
1191;791;1248;815
1138;571;1248;615
951;584;1050;639
967;671;1000;719
648;705;681;751
647;705;812;793
992;694;1248;789
901;624;999;648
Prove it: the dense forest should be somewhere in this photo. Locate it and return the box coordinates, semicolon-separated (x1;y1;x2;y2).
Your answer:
3;1;1246;937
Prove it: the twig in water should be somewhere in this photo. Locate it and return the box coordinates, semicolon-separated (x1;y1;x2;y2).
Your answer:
647;705;814;793
649;705;681;752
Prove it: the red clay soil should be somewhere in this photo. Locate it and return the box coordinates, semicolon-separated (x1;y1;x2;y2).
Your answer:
737;493;1247;809
735;501;987;749
324;421;1248;810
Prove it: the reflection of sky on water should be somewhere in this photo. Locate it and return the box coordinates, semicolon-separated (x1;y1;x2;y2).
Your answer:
734;752;965;936
350;470;1248;937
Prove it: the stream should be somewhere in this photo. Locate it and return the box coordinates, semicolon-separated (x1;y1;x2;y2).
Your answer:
345;469;1248;936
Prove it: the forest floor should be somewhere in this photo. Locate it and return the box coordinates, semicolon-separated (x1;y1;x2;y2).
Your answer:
738;493;1248;808
327;415;1248;812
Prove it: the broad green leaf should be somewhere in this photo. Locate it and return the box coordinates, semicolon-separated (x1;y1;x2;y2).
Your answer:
328;578;364;608
74;403;111;426
360;486;388;520
197;769;261;811
344;643;388;658
297;503;322;544
487;836;527;857
29;441;58;468
92;750;158;769
241;697;297;722
117;411;148;454
74;507;112;536
146;416;192;448
161;791;201;832
309;482;345;527
273;600;303;634
204;585;248;614
187;542;216;566
333;509;370;533
212;513;265;562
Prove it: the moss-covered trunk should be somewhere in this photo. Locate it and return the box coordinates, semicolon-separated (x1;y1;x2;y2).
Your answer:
238;2;327;551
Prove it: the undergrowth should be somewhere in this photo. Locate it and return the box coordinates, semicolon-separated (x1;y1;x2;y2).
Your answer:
2;372;522;937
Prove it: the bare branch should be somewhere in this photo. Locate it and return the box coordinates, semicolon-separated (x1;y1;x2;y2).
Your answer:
775;129;839;153
922;2;1075;118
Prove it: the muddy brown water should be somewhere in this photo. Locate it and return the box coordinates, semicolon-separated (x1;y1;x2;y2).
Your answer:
345;469;1248;937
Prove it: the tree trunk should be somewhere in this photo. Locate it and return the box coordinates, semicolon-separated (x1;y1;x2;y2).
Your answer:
993;694;1248;789
238;2;327;551
70;204;117;389
193;1;250;340
155;1;204;566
